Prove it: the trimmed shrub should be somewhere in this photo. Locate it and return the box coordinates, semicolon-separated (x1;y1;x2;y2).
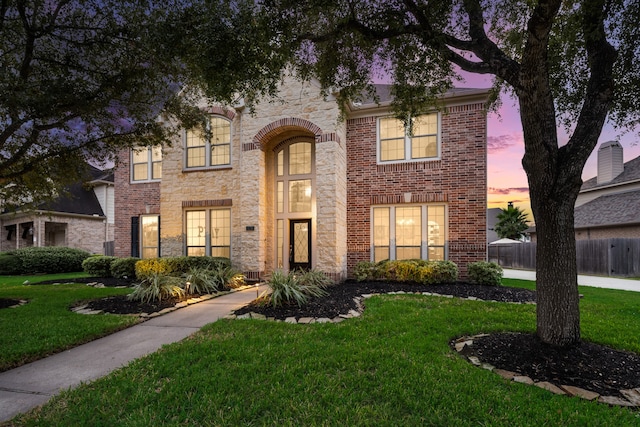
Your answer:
354;261;375;282
127;272;185;303
0;253;23;275
421;260;458;284
135;256;231;280
266;269;329;308
110;257;139;279
82;256;117;277
353;259;458;284
4;247;90;274
468;261;503;286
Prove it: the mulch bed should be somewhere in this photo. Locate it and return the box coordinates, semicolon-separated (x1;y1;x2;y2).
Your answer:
233;280;536;320
0;298;21;309
7;277;640;401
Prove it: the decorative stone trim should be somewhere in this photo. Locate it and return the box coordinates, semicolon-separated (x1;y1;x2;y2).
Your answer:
6;299;28;309
370;192;447;205
228;290;534;324
453;334;640;408
182;199;232;208
252;118;323;151
70;286;257;318
376;160;442;173
204;106;236;121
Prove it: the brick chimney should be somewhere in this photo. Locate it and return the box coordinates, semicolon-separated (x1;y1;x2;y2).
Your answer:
597;141;623;185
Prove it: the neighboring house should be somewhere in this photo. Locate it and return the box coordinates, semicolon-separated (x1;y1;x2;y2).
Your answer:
574;141;640;240
0;166;115;254
530;141;640;242
114;78;489;280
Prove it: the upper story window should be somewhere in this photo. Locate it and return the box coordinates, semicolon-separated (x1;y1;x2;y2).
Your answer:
185;116;231;169
378;113;439;163
131;146;162;182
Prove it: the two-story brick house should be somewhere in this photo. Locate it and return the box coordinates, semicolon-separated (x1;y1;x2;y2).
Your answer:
114;78;489;281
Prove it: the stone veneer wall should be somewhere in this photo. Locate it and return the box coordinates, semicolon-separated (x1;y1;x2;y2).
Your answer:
113;147;161;258
0;214;106;254
345;102;488;278
239;78;346;280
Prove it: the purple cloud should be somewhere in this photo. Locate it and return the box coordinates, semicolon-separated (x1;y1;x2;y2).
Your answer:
488;187;529;195
487;134;520;153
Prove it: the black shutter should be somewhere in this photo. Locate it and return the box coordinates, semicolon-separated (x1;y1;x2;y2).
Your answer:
156;216;161;257
131;216;140;257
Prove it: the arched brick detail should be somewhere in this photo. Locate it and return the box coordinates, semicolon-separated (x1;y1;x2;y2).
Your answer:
272;136;315;153
251;118;323;151
204;106;236;121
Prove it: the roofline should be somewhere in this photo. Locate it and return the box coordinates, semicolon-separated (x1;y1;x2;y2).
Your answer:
346;87;492;118
579;177;640;193
574;221;640;230
0;209;106;221
88;179;114;186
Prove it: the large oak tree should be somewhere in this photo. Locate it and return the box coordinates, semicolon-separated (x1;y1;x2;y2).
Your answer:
163;0;639;347
0;0;200;206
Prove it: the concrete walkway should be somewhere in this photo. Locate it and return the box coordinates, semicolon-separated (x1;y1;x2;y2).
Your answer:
504;269;640;292
0;285;265;423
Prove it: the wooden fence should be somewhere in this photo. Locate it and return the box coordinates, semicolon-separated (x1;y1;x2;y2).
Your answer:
488;238;640;277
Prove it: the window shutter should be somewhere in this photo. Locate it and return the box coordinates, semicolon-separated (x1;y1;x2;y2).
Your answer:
156;216;161;257
131;216;140;257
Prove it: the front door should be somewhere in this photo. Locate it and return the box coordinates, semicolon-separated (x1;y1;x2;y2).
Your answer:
290;219;311;271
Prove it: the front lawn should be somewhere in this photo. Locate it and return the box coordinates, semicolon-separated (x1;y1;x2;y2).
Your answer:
9;278;640;426
0;273;139;372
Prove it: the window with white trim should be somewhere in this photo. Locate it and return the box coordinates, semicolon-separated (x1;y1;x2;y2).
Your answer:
371;205;446;262
378;114;439;163
131;146;162;182
185;116;231;168
185;208;231;257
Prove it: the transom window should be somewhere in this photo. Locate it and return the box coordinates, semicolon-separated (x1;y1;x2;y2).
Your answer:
371;205;446;262
378;114;439;163
185;208;231;257
131;146;162;182
185;116;231;168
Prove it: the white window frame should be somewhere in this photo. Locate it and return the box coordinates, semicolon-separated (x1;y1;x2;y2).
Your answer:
131;146;162;183
377;113;441;164
184;208;232;257
370;204;448;262
184;116;232;170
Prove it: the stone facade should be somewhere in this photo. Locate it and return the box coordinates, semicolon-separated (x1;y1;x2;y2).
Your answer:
114;79;488;280
0;213;107;254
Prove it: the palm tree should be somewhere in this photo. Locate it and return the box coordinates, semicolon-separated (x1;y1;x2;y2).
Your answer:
494;202;529;240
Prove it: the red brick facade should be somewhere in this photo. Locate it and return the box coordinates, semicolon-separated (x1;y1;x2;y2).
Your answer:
113;148;161;258
113;88;488;279
346;104;487;276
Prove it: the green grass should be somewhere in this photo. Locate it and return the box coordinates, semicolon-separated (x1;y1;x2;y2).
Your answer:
0;273;139;372
9;278;640;426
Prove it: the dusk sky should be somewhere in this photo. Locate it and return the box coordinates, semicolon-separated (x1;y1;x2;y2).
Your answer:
460;73;640;224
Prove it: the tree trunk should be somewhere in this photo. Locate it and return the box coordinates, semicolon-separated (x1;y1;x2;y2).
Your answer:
531;191;581;347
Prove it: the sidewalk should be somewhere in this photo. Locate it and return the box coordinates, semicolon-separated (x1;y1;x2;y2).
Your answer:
0;285;265;423
503;269;640;292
